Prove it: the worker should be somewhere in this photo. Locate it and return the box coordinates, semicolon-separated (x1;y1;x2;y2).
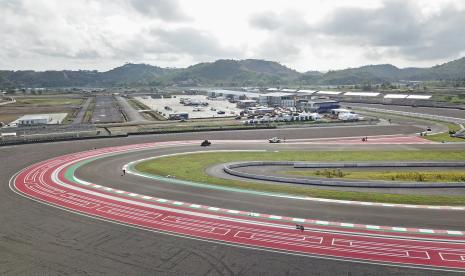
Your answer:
122;169;126;176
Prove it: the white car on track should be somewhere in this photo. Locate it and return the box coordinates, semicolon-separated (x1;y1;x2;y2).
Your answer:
268;137;282;143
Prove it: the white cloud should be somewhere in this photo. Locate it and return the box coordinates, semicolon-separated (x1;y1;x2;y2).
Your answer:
0;0;464;71
127;0;191;21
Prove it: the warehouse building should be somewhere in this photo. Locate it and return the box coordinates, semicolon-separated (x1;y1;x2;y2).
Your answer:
236;99;257;108
296;99;340;113
259;92;295;107
207;89;259;100
11;113;67;126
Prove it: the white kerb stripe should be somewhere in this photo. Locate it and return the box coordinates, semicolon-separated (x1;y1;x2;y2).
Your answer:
392;227;407;232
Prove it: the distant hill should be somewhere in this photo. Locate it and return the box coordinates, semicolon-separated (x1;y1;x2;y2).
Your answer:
307;58;465;85
311;64;404;85
430;57;465;79
168;59;300;86
1;57;465;88
100;63;172;85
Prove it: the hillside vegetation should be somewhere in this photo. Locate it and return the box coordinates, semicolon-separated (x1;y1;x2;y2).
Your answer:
2;57;465;88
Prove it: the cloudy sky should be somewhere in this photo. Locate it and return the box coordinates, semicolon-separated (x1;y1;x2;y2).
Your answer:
1;0;465;72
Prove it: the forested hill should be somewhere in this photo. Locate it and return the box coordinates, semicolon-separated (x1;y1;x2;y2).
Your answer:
1;57;465;88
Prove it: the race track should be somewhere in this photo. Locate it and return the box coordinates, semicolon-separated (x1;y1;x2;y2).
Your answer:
3;123;465;275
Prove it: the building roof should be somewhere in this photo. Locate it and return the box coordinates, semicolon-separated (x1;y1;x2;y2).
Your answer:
17;114;50;120
406;95;432;99
238;99;257;102
10;113;67;126
316;91;342;95
208;89;259;98
344;92;380;97
280;88;297;92
308;99;339;103
261;92;294;97
384;94;408;99
296;89;317;94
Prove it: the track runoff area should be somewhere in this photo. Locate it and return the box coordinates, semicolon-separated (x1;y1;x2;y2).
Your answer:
10;135;465;273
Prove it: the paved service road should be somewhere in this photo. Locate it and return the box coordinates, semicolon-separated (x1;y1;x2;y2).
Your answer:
2;126;465;275
72;97;92;124
91;95;123;123
115;95;148;123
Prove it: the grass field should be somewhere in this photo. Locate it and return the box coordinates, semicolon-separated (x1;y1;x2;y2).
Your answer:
0;114;20;124
14;97;82;106
284;169;465;182
357;108;464;143
0;97;84;124
135;150;465;205
423;123;464;143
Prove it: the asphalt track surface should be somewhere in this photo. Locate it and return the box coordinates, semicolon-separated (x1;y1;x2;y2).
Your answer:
346;102;465;120
3;124;465;275
73;139;465;230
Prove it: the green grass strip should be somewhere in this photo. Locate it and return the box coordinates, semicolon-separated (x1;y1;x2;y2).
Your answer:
283;169;465;182
135;150;465;206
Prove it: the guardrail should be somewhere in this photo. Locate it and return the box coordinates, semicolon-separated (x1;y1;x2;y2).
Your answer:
0;131;110;146
223;161;465;188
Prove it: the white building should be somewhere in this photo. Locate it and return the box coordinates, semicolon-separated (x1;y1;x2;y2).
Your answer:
259;92;295;107
207;89;259;100
11;113;68;127
280;88;297;93
296;99;340;112
18;115;49;125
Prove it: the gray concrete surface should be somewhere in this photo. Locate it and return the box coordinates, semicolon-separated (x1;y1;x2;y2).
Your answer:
91;95;123;123
1;127;464;275
115;95;148;123
72;97;92;124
